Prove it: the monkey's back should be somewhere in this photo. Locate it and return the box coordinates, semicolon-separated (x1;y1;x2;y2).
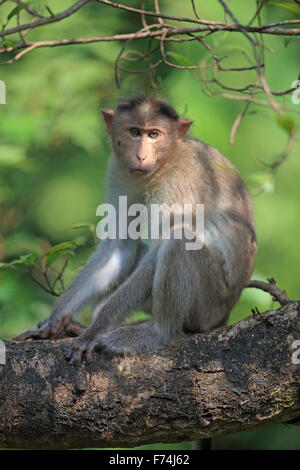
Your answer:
186;137;257;297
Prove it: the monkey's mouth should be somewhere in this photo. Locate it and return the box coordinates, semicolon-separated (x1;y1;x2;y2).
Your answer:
128;168;151;176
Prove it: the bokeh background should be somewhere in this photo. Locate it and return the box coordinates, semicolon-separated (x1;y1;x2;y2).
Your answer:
0;0;299;449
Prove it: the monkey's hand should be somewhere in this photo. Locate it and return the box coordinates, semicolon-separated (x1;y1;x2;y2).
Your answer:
66;329;100;365
13;315;73;341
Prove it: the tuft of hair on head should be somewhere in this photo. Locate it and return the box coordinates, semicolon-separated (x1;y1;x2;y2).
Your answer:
154;99;179;120
116;93;179;121
117;93;148;113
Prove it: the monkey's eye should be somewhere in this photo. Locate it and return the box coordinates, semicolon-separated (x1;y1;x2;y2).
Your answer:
129;127;140;137
148;130;160;139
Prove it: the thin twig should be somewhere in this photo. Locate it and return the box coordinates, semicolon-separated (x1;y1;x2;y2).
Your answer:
51;255;71;293
15;0;45;19
96;1;300;30
0;0;92;39
154;0;163;25
230;101;250;145
246;279;292;306
257;129;298;170
191;0;200;20
27;269;59;297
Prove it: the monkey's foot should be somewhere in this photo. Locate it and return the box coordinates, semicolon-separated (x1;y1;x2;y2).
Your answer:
66;334;98;365
58;320;87;338
66;322;166;364
13;315;73;341
96;323;165;355
35;319;86;338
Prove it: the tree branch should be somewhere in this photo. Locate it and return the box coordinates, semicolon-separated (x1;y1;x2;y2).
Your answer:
0;302;299;449
97;0;300;32
0;0;92;39
246;278;293;305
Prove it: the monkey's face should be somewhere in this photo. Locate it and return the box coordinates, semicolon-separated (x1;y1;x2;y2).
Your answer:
112;117;182;178
101;104;193;179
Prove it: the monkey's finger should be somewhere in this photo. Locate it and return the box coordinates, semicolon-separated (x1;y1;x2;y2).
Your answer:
68;348;84;366
48;316;71;338
62;315;72;327
49;323;64;338
85;347;94;364
65;321;87;337
13;329;46;341
66;342;85;365
65;343;74;360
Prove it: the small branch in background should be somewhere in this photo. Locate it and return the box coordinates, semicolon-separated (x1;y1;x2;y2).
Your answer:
27;257;71;298
266;129;297;171
153;0;163;25
27;269;60;297
15;0;45;19
0;0;92;39
50;254;71;293
248;125;297;196
0;0;298;193
190;0;200;20
46;6;55;18
246;278;293;306
140;2;149;29
229;101;250;145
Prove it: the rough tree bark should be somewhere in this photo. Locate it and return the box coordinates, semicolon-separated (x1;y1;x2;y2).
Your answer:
0;302;299;449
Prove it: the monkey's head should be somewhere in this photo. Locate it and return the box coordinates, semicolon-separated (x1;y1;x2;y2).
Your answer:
101;95;193;178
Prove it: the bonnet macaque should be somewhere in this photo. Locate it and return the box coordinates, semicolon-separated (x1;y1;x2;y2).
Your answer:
15;94;257;364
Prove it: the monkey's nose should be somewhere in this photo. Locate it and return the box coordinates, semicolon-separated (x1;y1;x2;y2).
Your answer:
137;154;147;162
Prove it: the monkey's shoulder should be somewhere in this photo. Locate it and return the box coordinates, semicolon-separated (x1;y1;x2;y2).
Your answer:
186;137;240;178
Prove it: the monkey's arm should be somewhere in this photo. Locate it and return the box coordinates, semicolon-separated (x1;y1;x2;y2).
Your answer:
66;245;158;364
14;239;141;341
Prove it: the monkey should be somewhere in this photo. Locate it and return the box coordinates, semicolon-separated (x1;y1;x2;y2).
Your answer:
14;94;257;365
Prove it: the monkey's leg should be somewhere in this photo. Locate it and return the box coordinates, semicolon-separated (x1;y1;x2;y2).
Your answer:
95;321;163;355
79;239;190;356
90;241;150;322
66;245;159;364
14;239;142;341
83;240;230;357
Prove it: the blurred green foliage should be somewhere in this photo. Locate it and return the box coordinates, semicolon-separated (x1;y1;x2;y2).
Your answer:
0;0;299;450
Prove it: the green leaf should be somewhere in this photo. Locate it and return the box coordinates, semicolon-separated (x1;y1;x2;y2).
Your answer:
73;223;95;230
8;259;24;267
276;114;296;134
1;40;16;48
28;0;48;13
73;222;96;236
45;249;73;269
166;52;192;67
249;172;274;193
19;252;39;267
269;1;300;14
7;6;23;22
283;37;295;48
0;146;27;168
0;258;25;270
41;241;77;259
0;262;15;269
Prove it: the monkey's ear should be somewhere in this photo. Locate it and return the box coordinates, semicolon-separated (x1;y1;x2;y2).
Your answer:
101;109;115;135
177;119;193;139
